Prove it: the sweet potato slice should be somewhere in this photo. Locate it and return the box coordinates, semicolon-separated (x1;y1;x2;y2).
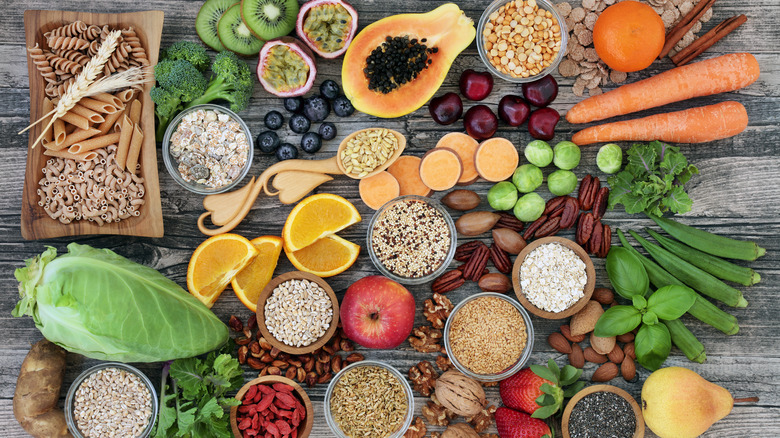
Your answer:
359;171;400;210
435;132;479;185
474;137;519;182
387;156;432;197
419;147;463;191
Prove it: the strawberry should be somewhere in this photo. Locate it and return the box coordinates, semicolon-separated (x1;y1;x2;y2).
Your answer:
500;368;552;415
499;359;585;419
495;406;552;438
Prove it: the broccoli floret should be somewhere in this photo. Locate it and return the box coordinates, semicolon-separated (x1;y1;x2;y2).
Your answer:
185;51;254;113
161;41;210;71
150;86;184;139
152;59;208;139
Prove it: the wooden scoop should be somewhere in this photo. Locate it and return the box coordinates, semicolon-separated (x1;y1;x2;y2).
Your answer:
197;128;406;235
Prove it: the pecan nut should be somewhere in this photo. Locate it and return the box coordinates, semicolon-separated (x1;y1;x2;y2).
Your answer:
578;175;600;210
560;197;580;229
588;219;603;255
543;196;567;215
462;244;491;281
424;293;454;329
489;243;512;274
494;212;524;232
576;212;595;246
454;241;485;262
345;353;365;363
592;187;610;220
478;273;511;293
523;214;548;240
228;315;243;332
431;269;465;294
534;216;561;238
409;360;438;396
597;223;612;258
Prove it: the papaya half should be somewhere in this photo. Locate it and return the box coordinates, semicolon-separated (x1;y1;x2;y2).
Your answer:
341;3;475;118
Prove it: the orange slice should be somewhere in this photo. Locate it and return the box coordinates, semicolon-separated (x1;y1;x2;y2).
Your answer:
282;193;361;252
187;233;258;308
285;234;360;277
231;236;284;312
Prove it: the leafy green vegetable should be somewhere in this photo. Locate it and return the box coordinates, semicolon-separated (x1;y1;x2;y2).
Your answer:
594;305;642;337
605;247;649;299
607;141;698;216
13;244;228;362
635;323;671;371
647;285;696;320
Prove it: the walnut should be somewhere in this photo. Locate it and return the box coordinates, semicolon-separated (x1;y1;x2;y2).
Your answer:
422;400;452;427
436;355;453;372
467;405;497;433
424;293;454;329
481;381;498;387
409;361;438;396
409;325;445;354
435;371;486;417
442;423;480;438
404;417;426;438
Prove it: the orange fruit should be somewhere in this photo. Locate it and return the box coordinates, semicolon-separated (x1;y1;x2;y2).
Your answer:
187;233;258;308
285;234;360;277
231;236;284;312
592;1;665;73
282;193;361;252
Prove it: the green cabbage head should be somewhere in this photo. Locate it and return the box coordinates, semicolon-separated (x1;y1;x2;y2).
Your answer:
13;243;228;362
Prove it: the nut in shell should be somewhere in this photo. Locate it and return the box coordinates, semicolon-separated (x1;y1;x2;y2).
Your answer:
492;228;527;255
590;332;616;355
442;190;481;211
434;370;486;417
455;212;501;236
570;300;604;336
441;423;480;438
478;273;511;293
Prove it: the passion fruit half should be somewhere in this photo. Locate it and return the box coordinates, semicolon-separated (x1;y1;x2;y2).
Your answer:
257;37;317;97
295;0;358;59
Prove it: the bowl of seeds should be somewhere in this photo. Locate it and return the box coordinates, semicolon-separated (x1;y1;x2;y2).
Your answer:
477;0;568;82
367;195;457;285
64;362;157;438
256;271;339;355
561;384;645;438
444;292;534;381
512;236;595;319
324;360;414;438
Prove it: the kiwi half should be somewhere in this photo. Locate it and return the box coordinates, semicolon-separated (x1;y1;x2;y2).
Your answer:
241;0;299;41
218;3;265;56
196;0;237;51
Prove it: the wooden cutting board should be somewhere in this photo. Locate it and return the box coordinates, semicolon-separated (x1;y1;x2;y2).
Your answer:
20;9;164;239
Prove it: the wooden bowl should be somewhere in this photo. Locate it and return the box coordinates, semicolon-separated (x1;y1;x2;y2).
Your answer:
256;271;339;355
511;236;595;319
336;128;406;179
561;385;645;438
230;376;313;438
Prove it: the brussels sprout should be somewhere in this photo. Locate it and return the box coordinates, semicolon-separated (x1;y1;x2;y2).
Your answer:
488;181;518;210
513;192;545;222
524;140;553;167
548;169;578;195
512;164;543;193
597;143;623;174
553;141;581;170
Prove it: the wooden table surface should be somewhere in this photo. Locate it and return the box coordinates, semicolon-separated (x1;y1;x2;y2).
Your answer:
2;0;779;436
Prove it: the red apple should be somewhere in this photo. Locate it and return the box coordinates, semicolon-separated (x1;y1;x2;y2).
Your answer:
340;276;416;349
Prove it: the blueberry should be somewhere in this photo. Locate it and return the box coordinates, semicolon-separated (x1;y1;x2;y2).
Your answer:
289;113;311;134
332;95;355;117
256;131;281;154
283;97;303;113
303;95;330;122
318;122;337;141
264;111;284;130
319;80;341;100
300;132;322;154
276;143;298;161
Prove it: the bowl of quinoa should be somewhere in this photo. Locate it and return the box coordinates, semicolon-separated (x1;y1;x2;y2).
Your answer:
367;195;457;285
162;104;253;195
512;236;595;319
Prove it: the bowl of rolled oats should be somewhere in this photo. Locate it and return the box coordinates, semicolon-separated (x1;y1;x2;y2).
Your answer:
162;104;253;195
65;362;158;438
512;236;595;319
477;0;568;82
256;271;340;355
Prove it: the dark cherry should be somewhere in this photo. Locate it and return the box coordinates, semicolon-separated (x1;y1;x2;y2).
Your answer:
459;69;494;101
463;105;498;141
528;107;560;140
522;75;558;107
498;95;531;126
429;92;463;125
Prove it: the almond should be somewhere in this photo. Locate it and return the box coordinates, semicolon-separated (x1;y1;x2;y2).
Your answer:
616;332;635;343
570;300;604;336
592;362;619;382
583;347;608;364
547;332;572;354
607;344;624;364
624;342;636;360
621;356;636;381
568;344;585;368
592;287;615;305
590;333;616;355
560;324;586;343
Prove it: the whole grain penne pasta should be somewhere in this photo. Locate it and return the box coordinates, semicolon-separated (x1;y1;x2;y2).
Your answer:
45;127;101;151
60;111;90;130
44;148;98;161
116;115;133;170
68;132;121;154
42;98;55;144
69;104;105;124
53;118;67;145
91;92;123;108
98;108;124;135
115;88;135;102
78;97;117;114
129;99;142;124
126;124;143;174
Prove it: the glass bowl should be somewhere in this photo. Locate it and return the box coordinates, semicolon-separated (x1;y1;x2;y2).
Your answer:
324;360;414;438
444;292;535;382
162;104;253;195
65;362;158;438
477;0;568;83
367;195;457;285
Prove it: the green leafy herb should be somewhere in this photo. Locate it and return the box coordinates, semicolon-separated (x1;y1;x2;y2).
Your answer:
647;285;697;320
607;141;698;216
605;247;649;299
594;305;642;337
635;323;672;371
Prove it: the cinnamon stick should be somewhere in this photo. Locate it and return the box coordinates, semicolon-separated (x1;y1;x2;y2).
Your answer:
659;0;716;59
671;15;747;66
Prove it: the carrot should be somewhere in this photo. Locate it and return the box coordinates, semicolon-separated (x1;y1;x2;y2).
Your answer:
435;132;479;184
387;156;432;197
571;101;748;145
359;171;400;210
474;137;519;182
566;53;759;124
419;148;463;191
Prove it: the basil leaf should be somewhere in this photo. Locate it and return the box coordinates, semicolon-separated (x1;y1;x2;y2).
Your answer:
606;247;649;299
594;305;642;337
632;295;647;310
635;323;671;371
643;311;659;325
647;285;697;320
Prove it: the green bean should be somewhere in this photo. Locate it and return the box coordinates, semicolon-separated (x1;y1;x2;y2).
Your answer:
648;214;765;261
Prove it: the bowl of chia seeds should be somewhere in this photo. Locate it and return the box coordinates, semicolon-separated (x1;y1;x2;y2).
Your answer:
367;195;457;285
562;385;645;438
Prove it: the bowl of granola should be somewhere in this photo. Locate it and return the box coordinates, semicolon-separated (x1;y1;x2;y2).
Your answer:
162;104;253;195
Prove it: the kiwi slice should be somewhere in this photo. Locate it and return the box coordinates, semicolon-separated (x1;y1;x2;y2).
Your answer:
241;0;299;41
218;3;265;56
196;0;237;51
